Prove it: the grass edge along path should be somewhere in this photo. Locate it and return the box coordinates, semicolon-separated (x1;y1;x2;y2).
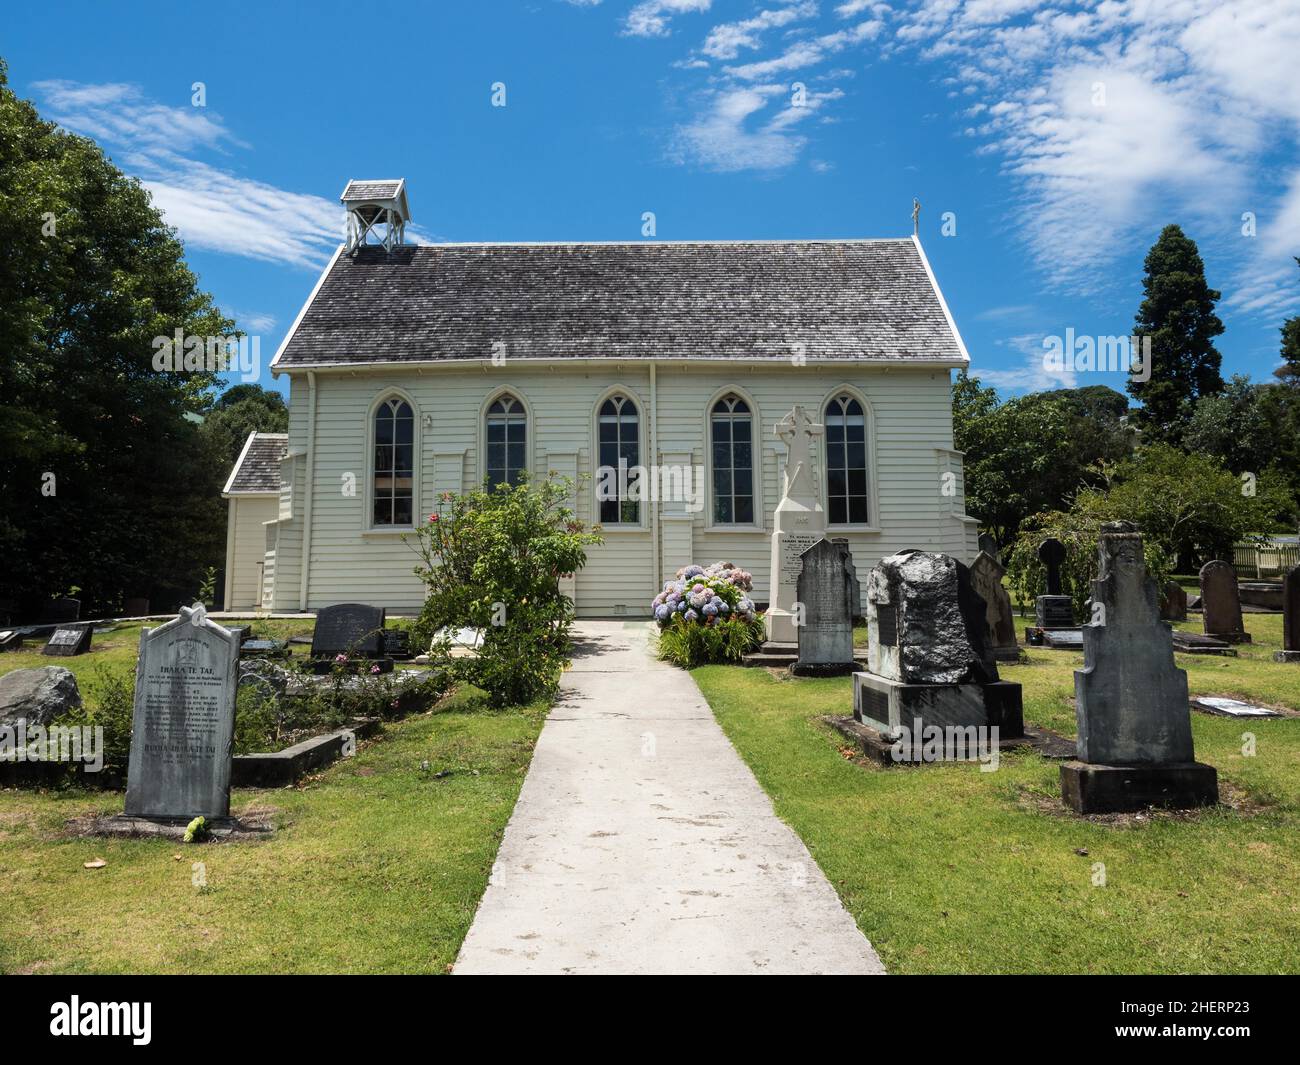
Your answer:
0;690;548;974
694;614;1300;975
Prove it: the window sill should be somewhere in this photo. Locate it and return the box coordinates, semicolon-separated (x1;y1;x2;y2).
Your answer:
827;525;882;534
596;524;650;534
362;527;417;537
703;525;766;534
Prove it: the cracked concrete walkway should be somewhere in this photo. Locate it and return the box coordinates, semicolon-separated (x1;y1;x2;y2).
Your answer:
454;621;884;975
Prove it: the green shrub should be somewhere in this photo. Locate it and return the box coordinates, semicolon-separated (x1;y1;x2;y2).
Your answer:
655;614;766;668
408;473;602;706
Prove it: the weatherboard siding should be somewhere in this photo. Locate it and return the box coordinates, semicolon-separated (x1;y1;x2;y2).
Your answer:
270;364;973;617
225;495;278;611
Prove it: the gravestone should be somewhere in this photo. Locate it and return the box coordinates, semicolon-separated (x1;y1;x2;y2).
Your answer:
124;598;151;617
854;550;1022;739
0;630;23;652
830;538;862;622
124;604;239;819
39;598;81;624
977;532;999;561
42;624;91;656
310;603;392;673
764;405;826;645
969;550;1019;662
1191;696;1282;719
384;628;413;659
1160;580;1188;622
1200;560;1249;643
793;539;856;676
1274;565;1300;663
1034;538;1075;629
1060;523;1217;813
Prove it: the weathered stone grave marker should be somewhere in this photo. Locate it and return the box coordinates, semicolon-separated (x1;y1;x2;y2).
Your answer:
830;537;862;622
969;546;1019;661
1200;559;1249;643
42;624;91;656
310;602;392;673
1191;696;1282;719
39;598;81;624
793;539;856;676
1060;523;1217;813
1160;580;1188;622
1274;564;1300;664
124;603;239;819
764;405;826;645
1034;537;1074;629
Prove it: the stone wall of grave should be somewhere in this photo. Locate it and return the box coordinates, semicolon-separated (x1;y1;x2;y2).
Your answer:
268;364;976;616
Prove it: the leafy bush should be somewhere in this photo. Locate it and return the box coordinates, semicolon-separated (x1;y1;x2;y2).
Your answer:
652;562;765;667
409;473;602;706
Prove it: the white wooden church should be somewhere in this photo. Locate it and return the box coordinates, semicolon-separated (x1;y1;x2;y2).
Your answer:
222;179;978;616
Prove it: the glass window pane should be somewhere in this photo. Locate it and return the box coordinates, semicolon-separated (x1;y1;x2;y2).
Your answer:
393;496;412;526
734;468;752;496
828;468;846;497
848;469;868;495
487;420;505;443
849;497;869;524
507;420;526;443
620;500;639;524
507;442;525;472
847;442;866;469
373;497;390;526
715;469;731;496
733;438;752;469
735;496;754;525
487;443;505;469
395;417;413;445
829;497;846;525
375;416;393;446
715;496;733;524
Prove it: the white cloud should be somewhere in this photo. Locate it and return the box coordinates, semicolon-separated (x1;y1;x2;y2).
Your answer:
671;85;840;171
623;0;712;38
33;79;348;269
723;19;883;80
700;2;818;61
974;335;1078;393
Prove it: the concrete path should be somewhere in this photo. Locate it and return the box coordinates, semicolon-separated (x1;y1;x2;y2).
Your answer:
454;621;884;975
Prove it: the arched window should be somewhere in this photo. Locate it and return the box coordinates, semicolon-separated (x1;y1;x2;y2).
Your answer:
598;394;640;524
373;396;414;526
710;394;754;525
825;393;868;525
485;394;527;489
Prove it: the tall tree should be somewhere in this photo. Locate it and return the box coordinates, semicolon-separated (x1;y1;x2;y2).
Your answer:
1277;257;1300;385
1126;224;1225;444
203;384;289;469
0;58;231;616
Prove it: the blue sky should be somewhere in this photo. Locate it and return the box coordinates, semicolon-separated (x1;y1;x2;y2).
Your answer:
5;0;1298;400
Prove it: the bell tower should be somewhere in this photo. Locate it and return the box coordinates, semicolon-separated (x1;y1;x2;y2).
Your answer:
341;179;410;254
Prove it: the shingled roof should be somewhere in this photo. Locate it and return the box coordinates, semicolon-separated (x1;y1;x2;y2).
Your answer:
271;237;968;371
223;432;287;495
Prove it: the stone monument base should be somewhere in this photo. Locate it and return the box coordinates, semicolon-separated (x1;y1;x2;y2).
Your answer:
1205;631;1251;644
1059;760;1218;814
85;813;274;841
1035;594;1074;629
853;671;1023;738
791;660;860;677
1272;650;1300;663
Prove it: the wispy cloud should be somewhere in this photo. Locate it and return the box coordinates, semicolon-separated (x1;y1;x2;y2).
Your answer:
623;0;712;38
33;79;345;269
973;334;1078;393
723;19;883;80
701;2;818;61
670;84;842;171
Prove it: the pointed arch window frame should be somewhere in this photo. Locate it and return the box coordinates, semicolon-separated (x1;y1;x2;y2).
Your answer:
820;386;880;531
365;390;420;532
705;388;763;531
590;387;647;530
480;390;532;491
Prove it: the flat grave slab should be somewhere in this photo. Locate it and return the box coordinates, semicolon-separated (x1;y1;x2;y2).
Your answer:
42;624;92;656
1171;631;1236;656
1191;696;1283;719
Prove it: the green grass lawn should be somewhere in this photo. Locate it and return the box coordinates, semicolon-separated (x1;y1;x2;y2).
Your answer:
0;688;547;974
699;611;1300;974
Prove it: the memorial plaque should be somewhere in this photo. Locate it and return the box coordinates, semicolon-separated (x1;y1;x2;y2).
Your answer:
876;604;898;647
311;603;387;659
42;624;91;656
124;604;238;819
794;539;855;674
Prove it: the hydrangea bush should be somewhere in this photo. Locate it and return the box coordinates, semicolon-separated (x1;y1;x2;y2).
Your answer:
652;561;765;667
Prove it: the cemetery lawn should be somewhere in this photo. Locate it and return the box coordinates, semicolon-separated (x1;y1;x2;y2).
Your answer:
0;686;547;974
700;612;1300;974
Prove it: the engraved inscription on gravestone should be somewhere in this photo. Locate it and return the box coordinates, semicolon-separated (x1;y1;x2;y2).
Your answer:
780;533;821;580
43;624;91;656
793;539;855;675
124;604;238;819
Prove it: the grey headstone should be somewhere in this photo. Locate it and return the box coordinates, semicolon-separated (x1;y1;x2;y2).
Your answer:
969;551;1017;656
1199;560;1247;641
124;604;238;819
866;550;998;685
1160;580;1188;622
311;603;387;658
830;538;862;621
1034;595;1075;629
795;539;854;672
1075;523;1194;765
124;597;151;617
42;624;91;656
1283;565;1300;653
0;666;82;728
1038;538;1066;596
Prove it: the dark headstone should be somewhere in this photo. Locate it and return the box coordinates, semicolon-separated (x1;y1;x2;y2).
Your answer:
124;604;238;819
1037;538;1066;596
793;539;856;676
311;603;387;659
384;628;412;659
830;538;862;621
42;624;91;656
223;625;252;645
241;638;289;657
969;550;1018;661
0;666;82;728
1061;522;1217;813
40;598;81;624
1034;595;1075;629
0;629;23;652
1281;565;1300;654
1200;560;1249;643
866;550;997;685
1159;580;1188;622
977;533;999;562
124;598;151;617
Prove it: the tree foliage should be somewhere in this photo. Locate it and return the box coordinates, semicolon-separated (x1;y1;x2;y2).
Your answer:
1126;224;1225;444
0;60;234;615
